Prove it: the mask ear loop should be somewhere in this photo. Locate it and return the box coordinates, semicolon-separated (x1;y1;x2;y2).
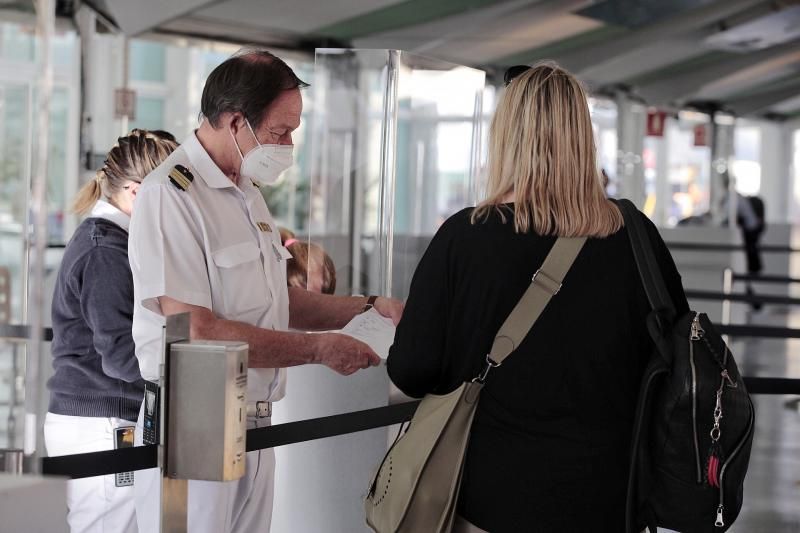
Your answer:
229;126;246;160
245;118;263;148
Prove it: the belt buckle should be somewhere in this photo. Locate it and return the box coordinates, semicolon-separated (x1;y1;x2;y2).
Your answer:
255;401;272;419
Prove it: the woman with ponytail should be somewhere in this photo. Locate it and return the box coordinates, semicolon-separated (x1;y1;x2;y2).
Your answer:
45;129;178;533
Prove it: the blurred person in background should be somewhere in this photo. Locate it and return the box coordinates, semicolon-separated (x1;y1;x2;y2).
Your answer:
387;63;688;533
279;227;337;294
44;129;178;533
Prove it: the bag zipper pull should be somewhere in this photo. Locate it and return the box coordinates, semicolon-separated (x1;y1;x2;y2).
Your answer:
715;504;725;527
721;369;737;388
691;314;704;341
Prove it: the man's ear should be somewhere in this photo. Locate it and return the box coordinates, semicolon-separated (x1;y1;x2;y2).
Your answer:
225;112;246;135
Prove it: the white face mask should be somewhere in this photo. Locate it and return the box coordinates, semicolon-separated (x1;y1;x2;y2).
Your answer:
231;119;294;186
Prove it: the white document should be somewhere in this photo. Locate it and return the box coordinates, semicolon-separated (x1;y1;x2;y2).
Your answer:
340;308;396;359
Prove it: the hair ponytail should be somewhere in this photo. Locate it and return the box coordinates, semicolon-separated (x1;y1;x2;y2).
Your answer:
69;129;178;217
72;172;104;216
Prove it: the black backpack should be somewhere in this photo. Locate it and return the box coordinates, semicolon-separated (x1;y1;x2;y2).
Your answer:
618;200;756;533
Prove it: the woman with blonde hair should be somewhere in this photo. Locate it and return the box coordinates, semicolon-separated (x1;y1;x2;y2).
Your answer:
386;63;688;532
45;129;178;533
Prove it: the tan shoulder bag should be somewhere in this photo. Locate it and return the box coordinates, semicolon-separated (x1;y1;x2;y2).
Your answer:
365;237;586;532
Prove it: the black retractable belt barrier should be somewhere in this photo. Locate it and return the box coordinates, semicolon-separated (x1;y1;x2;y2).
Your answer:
743;377;800;395
685;290;800;306
732;273;800;284
667;242;800;254
38;376;800;480
42;445;157;479
41;401;420;479
717;324;800;339
245;400;419;452
0;324;54;341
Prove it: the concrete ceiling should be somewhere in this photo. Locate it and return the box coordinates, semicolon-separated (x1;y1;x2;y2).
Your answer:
79;0;800;120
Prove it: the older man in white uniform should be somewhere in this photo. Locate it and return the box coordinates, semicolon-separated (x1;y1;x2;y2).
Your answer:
128;49;403;533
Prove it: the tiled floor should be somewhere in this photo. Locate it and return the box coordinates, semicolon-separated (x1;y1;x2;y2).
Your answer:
724;304;800;532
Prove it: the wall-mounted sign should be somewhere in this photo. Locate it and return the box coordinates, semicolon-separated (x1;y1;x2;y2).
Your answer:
693;124;708;147
114;88;136;120
646;110;667;137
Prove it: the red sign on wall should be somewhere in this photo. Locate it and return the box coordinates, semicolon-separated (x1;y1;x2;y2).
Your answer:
693;124;708;147
646;110;667;137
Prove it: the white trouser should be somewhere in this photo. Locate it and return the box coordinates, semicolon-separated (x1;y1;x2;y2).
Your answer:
43;412;138;533
134;402;275;533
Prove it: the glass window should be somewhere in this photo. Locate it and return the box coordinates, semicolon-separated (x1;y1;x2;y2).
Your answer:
666;116;711;225
732;124;761;196
0;21;35;62
129;40;166;83
589;97;618;196
130;96;165;131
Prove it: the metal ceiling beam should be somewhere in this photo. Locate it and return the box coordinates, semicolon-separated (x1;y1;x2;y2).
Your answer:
496;0;762;71
637;39;800;105
314;0;512;41
726;79;800;116
97;0;223;36
565;0;765;73
355;0;583;53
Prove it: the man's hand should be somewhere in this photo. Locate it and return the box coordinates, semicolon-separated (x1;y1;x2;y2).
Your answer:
315;333;381;376
373;297;404;325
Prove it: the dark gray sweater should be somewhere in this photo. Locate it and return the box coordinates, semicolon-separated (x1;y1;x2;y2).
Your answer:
47;217;144;421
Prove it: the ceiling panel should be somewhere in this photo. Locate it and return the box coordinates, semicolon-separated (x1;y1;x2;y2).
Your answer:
769;94;800;114
578;37;705;85
353;1;599;65
696;50;800;99
577;0;716;28
194;0;407;34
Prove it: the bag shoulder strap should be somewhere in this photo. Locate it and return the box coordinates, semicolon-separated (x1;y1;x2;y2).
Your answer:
487;236;586;367
616;199;676;315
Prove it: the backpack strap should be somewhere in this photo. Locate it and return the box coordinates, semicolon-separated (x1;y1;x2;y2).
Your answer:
485;237;586;369
615;199;676;317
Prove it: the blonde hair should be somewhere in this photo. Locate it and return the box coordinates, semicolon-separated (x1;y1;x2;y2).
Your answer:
72;129;178;216
279;228;337;295
472;62;622;237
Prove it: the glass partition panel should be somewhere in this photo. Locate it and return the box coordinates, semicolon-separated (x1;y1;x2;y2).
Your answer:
308;49;485;300
272;48;485;533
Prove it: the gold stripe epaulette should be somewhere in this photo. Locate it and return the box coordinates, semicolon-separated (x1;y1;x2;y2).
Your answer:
169;164;194;191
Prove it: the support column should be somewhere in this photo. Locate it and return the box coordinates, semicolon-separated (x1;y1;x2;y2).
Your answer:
615;92;646;207
710;113;735;225
760;121;791;224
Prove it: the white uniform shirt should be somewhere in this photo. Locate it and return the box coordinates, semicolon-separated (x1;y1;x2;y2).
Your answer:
129;132;291;402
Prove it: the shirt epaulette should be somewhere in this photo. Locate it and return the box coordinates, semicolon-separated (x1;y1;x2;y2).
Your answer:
169;164;194;191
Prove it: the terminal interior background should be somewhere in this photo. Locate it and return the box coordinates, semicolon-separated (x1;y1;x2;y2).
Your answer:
1;0;800;531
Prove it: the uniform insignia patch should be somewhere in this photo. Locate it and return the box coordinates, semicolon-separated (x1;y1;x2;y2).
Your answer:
168;165;194;192
256;222;272;233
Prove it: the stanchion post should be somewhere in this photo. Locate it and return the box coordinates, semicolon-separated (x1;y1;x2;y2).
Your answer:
1;449;23;474
722;268;733;345
160;314;189;533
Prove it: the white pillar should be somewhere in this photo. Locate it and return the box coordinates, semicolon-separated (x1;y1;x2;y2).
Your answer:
615;93;646;207
758;121;792;224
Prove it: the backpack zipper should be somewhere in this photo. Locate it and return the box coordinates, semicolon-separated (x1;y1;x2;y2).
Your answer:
714;392;755;528
690;313;704;483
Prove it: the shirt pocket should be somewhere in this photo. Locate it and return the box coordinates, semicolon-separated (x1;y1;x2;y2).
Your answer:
211;242;269;320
